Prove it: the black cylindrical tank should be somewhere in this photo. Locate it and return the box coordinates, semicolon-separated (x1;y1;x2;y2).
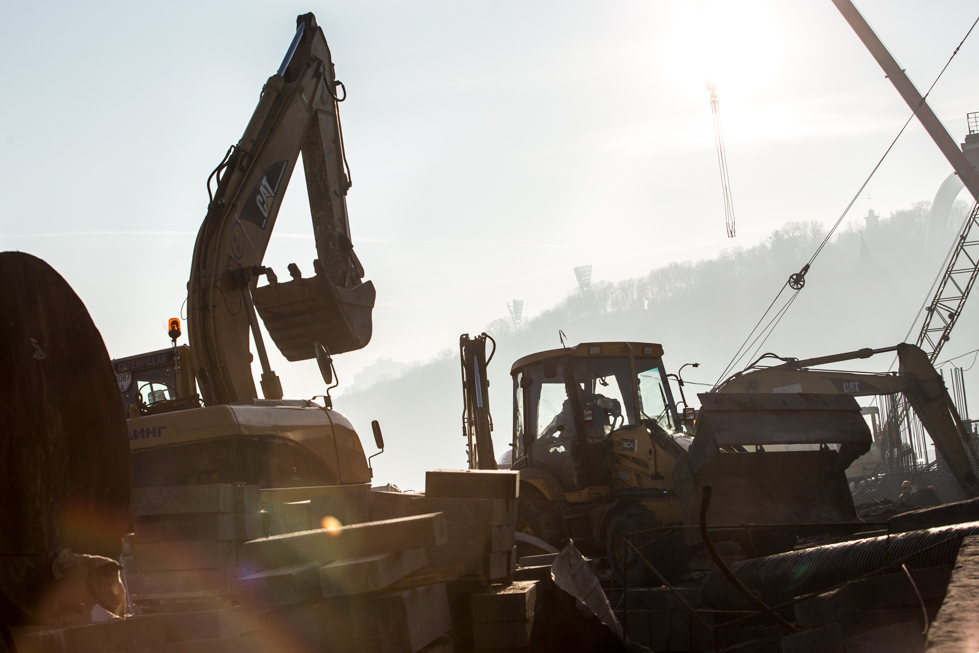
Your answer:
0;252;131;625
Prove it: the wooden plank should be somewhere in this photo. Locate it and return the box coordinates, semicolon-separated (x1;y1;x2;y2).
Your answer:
132;485;234;516
320;548;429;597
239;512;447;570
237;563;322;607
426;470;519;500
133;540;236;571
471;581;538;623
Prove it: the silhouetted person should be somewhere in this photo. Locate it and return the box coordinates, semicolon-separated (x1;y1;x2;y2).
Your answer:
899;480;916;502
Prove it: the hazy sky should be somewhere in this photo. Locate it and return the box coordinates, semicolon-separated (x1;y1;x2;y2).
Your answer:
4;1;979;409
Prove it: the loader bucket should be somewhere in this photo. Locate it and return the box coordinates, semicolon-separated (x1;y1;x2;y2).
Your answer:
683;393;872;538
254;274;375;361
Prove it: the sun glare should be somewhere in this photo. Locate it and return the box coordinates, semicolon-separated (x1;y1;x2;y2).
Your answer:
675;0;786;99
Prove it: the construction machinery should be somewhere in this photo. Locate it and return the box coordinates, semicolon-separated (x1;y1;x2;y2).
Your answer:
463;340;877;584
112;13;380;495
460;333;498;471
714;342;979;501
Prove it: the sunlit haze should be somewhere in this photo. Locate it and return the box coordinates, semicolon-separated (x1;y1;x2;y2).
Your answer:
4;1;979;487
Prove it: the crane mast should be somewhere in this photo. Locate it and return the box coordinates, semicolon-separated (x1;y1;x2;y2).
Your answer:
832;0;979;362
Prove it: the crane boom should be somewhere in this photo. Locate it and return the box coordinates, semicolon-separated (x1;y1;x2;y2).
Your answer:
188;14;375;406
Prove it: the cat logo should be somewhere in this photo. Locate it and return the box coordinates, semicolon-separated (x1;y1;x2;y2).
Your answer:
230;221;244;260
239;160;288;230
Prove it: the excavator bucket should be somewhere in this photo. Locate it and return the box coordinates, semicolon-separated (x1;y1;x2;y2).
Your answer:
254;274;375;361
683;393;872;534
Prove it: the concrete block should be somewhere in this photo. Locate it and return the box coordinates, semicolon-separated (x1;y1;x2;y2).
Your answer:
233;485;260;513
409;498;512;526
282;500;311;533
133;513;261;544
780;623;846;653
237;563;322;607
320;548;429;597
244;600;354;653
132;485;235;516
133;540;236;571
426;470;519;500
490;524;516;552
309;493;348;527
472;619;534;649
418;634;454;653
487;549;515;581
164;636;241;653
16;629;63;653
162;608;255;642
372;491;420;521
518;553;557;568
239;512;447;570
61;614;167;652
372;583;453;652
128;568;237;598
471;581;538;623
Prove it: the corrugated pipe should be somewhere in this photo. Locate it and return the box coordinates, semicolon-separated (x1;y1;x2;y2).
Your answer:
701;521;979;611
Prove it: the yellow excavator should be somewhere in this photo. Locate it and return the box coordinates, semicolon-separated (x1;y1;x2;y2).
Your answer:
714;342;979;501
113;14;381;495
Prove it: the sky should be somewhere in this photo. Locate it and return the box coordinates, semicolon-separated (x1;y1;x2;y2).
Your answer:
5;1;979;460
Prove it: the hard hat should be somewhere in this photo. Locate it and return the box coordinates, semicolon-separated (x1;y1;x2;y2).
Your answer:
902;480;913;488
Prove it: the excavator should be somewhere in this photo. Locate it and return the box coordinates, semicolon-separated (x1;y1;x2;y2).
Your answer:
463;339;878;584
714;342;979;502
112;14;381;495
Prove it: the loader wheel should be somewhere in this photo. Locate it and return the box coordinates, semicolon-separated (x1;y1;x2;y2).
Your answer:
515;497;564;553
606;507;688;588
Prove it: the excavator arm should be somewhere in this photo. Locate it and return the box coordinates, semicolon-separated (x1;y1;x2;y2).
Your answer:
189;14;375;406
715;343;979;498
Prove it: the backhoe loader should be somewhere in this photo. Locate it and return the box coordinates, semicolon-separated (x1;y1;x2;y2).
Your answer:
112;13;380;496
465;340;876;585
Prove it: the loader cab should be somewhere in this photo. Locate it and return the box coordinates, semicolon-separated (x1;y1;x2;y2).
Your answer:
510;342;681;493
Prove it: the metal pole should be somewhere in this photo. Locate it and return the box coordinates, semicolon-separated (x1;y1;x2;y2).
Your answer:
832;0;979;204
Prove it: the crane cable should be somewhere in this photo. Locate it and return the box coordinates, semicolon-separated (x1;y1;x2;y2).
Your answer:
709;84;737;238
714;13;979;387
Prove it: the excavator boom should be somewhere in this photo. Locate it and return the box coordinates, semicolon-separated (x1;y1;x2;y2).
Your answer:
189;13;374;406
